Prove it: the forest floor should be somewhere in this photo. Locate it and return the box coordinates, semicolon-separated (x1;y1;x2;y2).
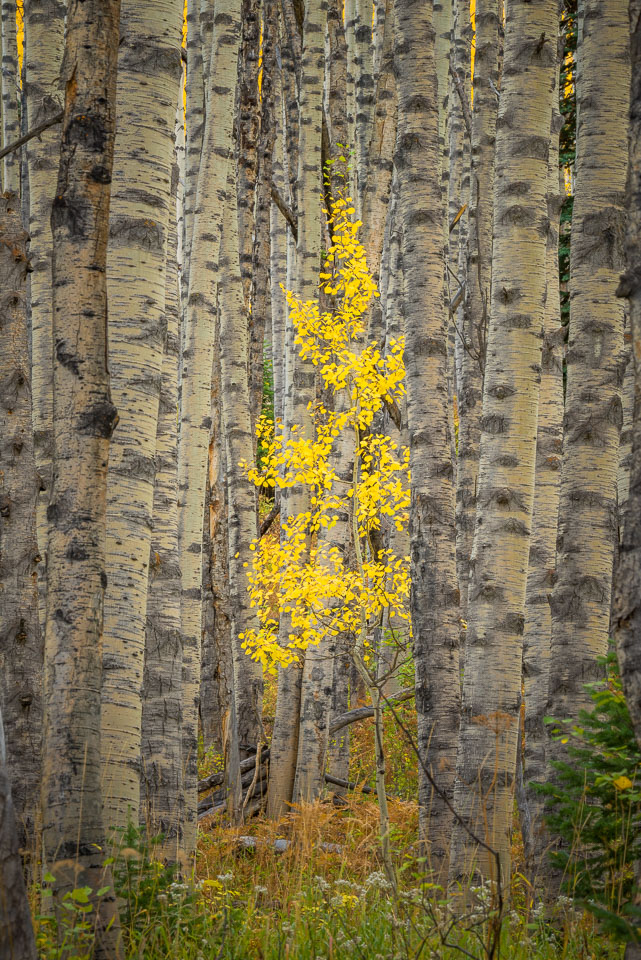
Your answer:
34;697;625;958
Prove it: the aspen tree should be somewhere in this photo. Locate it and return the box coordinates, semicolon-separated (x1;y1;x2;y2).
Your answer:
1;0;19;193
101;0;183;840
613;0;641;752
455;0;501;615
250;0;277;433
353;0;374;216
548;0;629;768
183;0;204;298
24;0;65;606
41;0;122;950
238;0;261;309
449;0;558;889
268;0;326;818
219;166;264;756
521;88;564;871
178;0;241;851
0;705;37;960
140;158;183;862
394;0;460;877
618;339;634;541
361;0;396;320
270;48;288;425
0;193;42;853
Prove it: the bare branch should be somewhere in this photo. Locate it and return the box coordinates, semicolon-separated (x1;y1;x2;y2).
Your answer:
0;110;63;162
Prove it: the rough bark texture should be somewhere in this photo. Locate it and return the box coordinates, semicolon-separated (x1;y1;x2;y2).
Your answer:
1;0;20;193
548;0;629;790
178;0;241;853
354;0;374;216
41;0;123;952
219;165;264;756
270;50;288;425
614;0;641;752
183;0;204;299
237;0;261;309
456;0;500;616
140;157;183;862
24;0;65;618
268;0;325;819
249;0;277;432
449;0;558;889
0;707;37;960
521;90;564;875
0;193;42;856
101;0;183;839
394;0;460;879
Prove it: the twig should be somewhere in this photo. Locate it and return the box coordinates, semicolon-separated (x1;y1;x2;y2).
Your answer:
271;184;298;240
448;64;472;140
0;110;63;162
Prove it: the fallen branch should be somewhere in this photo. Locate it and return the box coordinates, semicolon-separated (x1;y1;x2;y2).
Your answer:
198;748;270;794
271;184;298;240
259;503;280;538
328;687;415;737
0;110;63;162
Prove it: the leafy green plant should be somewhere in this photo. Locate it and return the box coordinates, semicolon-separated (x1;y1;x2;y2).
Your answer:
540;650;641;942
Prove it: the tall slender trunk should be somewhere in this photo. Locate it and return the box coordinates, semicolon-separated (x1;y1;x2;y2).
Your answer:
24;0;65;619
41;1;123;951
0;193;42;855
613;0;641;752
101;0;183;840
521;85;564;875
455;0;501;616
140;155;183;862
354;0;374;216
250;0;277;432
219;166;264;756
270;51;288;425
0;705;37;960
268;0;325;818
1;0;19;193
178;0;241;852
394;0;460;880
448;0;558;890
547;0;629;792
183;0;204;300
237;0;261;309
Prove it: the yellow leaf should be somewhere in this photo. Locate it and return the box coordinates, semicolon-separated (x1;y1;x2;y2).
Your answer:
614;775;633;791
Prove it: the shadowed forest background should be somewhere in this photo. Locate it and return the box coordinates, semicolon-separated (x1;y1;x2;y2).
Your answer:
1;0;641;957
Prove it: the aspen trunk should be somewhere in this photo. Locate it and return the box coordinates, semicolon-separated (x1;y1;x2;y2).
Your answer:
270;53;288;425
41;1;123;951
183;0;204;299
1;0;19;193
178;0;241;852
101;0;183;840
268;0;325;819
140;157;183;862
354;0;374;216
613;0;641;753
0;193;42;855
24;0;65;618
0;706;37;960
449;0;558;890
548;0;629;779
219;166;264;756
455;0;501;616
521;89;564;874
394;0;460;879
618;333;634;542
249;0;277;433
237;0;261;309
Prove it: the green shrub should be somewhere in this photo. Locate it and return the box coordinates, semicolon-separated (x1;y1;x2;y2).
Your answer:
540;650;641;942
